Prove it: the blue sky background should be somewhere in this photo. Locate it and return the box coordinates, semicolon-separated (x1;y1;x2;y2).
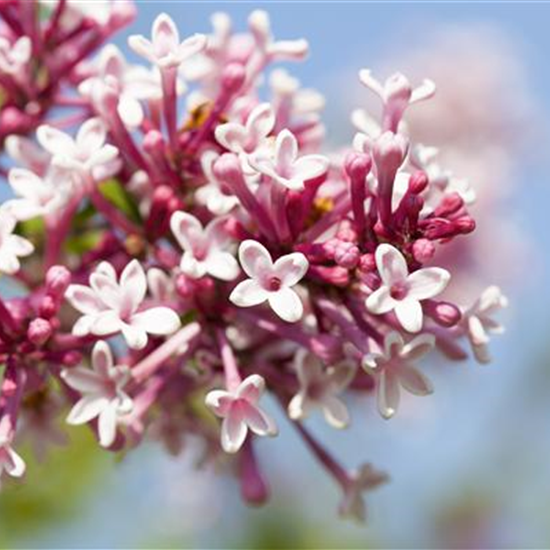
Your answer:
7;1;550;547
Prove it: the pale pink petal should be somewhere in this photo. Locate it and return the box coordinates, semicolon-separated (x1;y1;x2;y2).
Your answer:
273;252;308;287
241;401;278;437
229;280;270;308
36;125;75;156
287;393;309;420
67;395;110;425
375;244;408;286
247;103;275;142
395;299;423;333
275;129;298;173
180;253;207;279
72;315;95;337
214;123;248;153
92;340;114;378
9;235;34;256
89;273;121;311
66;285;104;315
359;69;385;99
205;390;233;416
8;168;43;199
77;118;106;151
118;95;144;128
322;396;350;429
383;331;405;359
220;410;247;453
406;267;450;301
327;362;356;392
121;323;148;350
401;333;435;361
176;33;207;61
238;240;273;279
206;251;240;281
236;374;265;403
152;13;179;57
170;211;204;252
91;310;123;336
127;35;156;63
130;307;181;336
472;342;491;364
291;155;330;184
5;447;25;477
61;368;104;394
268;287;303;323
468;315;489;346
98;402;118;447
120;259;147;314
395;364;433;396
410;79;436;103
377;371;399;419
87;144;119;168
366;286;396;315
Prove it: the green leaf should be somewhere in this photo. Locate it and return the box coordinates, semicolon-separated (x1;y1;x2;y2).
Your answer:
64;229;104;255
98;179;142;224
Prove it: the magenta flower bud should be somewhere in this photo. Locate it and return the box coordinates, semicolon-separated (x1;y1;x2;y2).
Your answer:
213;153;241;181
434;192;464;218
409;171;429;194
39;295;57;319
358;253;376;273
412;239;436;263
336;220;358;243
373;131;408;178
455;216;476;234
222;63;246;92
334;241;360;269
425;301;462;328
142;129;165;156
62;351;83;367
240;442;270;506
46;266;71;299
175;274;195;298
27;318;53;346
0;107;33;134
344;152;372;182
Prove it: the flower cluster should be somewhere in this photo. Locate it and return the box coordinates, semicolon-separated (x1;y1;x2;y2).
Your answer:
0;3;507;521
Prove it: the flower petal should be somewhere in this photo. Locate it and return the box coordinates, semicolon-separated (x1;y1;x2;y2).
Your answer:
273;252;308;287
275;129;298;173
66;395;109;425
247;103;275;142
241;401;278;437
406;267;450;301
322;396;350;429
66;285;104;315
130;307;181;336
206;251;240;281
98;402;118;448
121;323;149;350
170;211;204;252
236;374;265;403
36;125;75;157
229;280;270;308
395;299;423;333
120;259;147;314
292;154;329;183
268;287;304;323
61;367;104;394
366;286;396;315
92;340;114;378
377;370;400;420
215;123;248;153
401;333;435;361
395;364;433;396
375;244;408;286
205;390;233;417
220;409;247;453
5;447;26;477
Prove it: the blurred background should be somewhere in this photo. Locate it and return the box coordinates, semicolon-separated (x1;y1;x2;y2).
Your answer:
2;1;550;548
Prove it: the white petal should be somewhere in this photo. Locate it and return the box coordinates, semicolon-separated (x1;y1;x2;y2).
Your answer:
130;307;181;336
406;267;450;301
92;340;114;378
292;154;329;183
268;287;304;323
170;211;204;252
5;447;26;477
91;311;123;336
98;402;118;447
8;168;43;199
77;118;107;152
229;280;270;308
176;33;207;62
118;95;144;128
180;253;207;279
395;364;433;396
205;390;233;416
206;251;240;281
375;244;408;286
287;393;308;420
152;13;180;55
238;240;273;279
65;285;104;315
121;323;149;350
215;123;248;153
243;402;278;437
247;103;275;142
61;367;104;393
401;333;435;361
67;395;110;425
377;371;399;419
128;35;156;64
395;299;423;333
366;286;396;315
36;125;75;156
236;374;265;404
275;129;298;173
120;259;147;313
322;396;350;429
273;252;308;287
220;411;247;454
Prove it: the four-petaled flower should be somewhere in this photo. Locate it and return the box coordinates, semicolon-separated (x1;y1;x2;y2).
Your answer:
362;331;435;419
287;349;355;429
66;260;181;349
0;215;34;275
61;341;133;448
128;12;207;69
37;118;119;180
215;103;275;173
366;244;450;333
230;240;309;323
339;463;389;522
250;129;329;191
170;211;240;281
205;374;278;453
462;286;508;364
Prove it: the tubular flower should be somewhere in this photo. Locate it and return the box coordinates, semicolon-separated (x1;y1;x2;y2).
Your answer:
0;5;508;521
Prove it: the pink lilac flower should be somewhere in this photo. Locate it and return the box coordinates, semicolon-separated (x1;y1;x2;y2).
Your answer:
249;129;330;191
205;374;278;453
0;215;34;275
66;260;181;349
61;341;133;448
170;211;240;281
230;240;309;323
128;13;206;69
287;349;356;429
362;331;435;419
366;244;450;333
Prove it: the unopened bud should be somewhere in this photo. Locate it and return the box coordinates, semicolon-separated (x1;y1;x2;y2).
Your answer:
46;265;71;299
27;318;53;346
412;239;436;263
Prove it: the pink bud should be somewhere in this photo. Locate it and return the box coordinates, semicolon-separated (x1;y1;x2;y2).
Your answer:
344;152;372;182
62;351;83;366
334;241;360;269
46;266;71;299
27;318;53;346
358;253;376;273
425;301;462;327
412;239;435;263
222;63;246;92
175;274;195;298
409;171;429;194
434;192;464;218
39;295;57;319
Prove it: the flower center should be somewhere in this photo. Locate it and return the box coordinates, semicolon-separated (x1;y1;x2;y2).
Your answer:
268;277;282;291
390;281;408;300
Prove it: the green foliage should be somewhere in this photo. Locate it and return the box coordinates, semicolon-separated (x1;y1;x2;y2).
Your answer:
98;179;142;224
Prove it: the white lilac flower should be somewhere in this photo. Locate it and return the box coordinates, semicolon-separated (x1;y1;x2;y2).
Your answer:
215;103;276;173
362;331;435;419
128;13;206;69
61;341;133;448
287;349;356;429
3;168;69;221
249;129;329;191
338;463;388;522
195;151;240;215
170;211;240;281
462;286;508;364
0;36;31;75
0;215;34;275
366;244;450;333
0;416;26;486
205;374;278;453
66;260;181;350
4;135;50;175
36;118;119;178
230;240;309;323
